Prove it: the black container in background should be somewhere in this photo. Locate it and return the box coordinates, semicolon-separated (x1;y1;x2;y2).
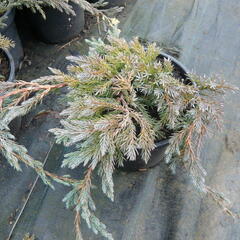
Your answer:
2;49;22;136
87;0;99;2
28;3;85;44
2;49;15;82
0;9;24;70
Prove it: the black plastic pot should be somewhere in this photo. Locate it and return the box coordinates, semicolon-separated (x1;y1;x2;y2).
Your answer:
158;52;188;79
87;0;99;3
1;49;15;82
28;3;85;44
1;49;22;135
119;53;188;171
0;9;24;70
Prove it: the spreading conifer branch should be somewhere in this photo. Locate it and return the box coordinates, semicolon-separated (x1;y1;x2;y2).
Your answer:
0;22;238;239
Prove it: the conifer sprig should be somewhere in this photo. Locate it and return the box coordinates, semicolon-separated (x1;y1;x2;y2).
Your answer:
0;34;14;49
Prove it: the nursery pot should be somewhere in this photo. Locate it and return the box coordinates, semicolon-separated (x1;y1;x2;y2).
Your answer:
0;49;21;135
28;3;85;44
0;48;15;82
119;53;188;171
0;9;24;70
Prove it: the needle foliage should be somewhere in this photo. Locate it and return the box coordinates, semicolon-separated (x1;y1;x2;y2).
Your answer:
0;22;237;239
0;0;111;16
0;33;14;49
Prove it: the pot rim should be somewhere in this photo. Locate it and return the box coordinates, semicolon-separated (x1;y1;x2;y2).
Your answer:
1;48;15;82
158;52;189;75
155;139;169;148
154;52;189;149
1;8;15;32
3;9;12;18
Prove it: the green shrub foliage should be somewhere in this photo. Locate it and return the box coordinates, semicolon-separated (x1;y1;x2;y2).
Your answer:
0;23;237;239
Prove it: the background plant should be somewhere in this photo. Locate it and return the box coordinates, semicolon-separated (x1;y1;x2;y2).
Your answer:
0;0;123;50
0;23;237;239
0;0;74;15
0;0;122;23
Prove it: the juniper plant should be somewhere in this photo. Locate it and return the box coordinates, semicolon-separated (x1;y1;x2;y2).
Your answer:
0;22;237;239
0;0;122;50
0;0;123;27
